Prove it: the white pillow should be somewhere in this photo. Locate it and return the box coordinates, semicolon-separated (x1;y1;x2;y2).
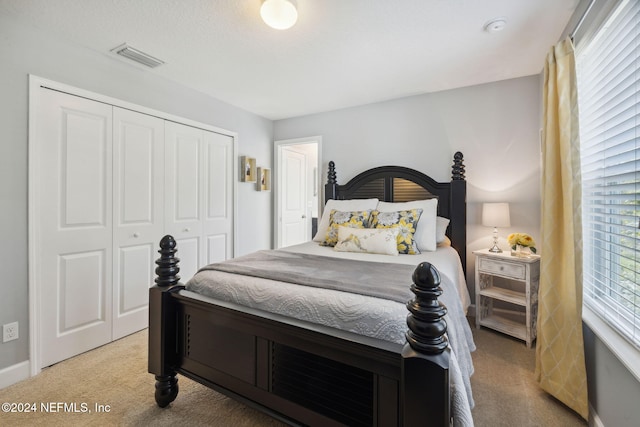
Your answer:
313;198;379;242
436;216;450;244
376;199;438;251
334;226;399;256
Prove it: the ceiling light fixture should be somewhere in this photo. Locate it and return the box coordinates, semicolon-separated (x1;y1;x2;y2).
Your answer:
260;0;298;30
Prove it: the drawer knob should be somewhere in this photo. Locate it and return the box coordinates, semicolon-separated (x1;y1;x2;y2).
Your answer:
500;266;504;271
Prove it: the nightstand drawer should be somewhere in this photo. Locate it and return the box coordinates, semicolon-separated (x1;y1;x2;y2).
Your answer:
478;257;526;280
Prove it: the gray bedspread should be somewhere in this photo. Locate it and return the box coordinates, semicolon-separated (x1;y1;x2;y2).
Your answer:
197;249;418;303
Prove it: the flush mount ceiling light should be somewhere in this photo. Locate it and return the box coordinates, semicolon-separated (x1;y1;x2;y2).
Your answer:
260;0;298;30
484;18;507;34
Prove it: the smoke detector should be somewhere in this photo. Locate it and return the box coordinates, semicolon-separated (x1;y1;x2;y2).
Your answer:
111;43;165;68
484;18;507;34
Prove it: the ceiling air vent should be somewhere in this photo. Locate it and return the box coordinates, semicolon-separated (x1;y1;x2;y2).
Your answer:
111;43;164;68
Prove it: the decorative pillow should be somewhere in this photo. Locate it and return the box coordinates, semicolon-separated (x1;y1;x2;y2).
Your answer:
321;210;372;247
313;198;379;242
377;200;438;252
334;226;400;256
436;216;450;244
438;236;452;247
370;209;423;254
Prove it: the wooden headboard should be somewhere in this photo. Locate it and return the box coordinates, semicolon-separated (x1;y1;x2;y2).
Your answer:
324;152;467;274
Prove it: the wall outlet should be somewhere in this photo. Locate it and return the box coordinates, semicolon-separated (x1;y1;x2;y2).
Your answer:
3;322;18;343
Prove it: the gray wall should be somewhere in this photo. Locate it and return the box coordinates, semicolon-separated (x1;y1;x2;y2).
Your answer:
274;75;543;301
584;325;640;426
0;14;273;371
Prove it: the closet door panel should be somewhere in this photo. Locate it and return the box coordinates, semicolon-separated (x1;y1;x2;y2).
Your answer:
112;108;164;339
35;89;113;368
165;122;204;280
203;132;234;264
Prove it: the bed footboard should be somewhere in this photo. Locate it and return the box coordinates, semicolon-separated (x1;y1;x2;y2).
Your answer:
148;236;451;426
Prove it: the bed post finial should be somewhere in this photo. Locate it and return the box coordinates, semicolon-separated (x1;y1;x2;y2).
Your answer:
406;262;448;354
155;235;180;288
401;262;451;426
452;151;465;180
327;160;337;184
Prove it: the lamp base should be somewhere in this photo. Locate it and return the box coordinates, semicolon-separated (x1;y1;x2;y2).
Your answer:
488;227;502;252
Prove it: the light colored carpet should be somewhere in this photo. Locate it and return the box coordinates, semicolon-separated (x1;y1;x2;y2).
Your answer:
0;323;587;426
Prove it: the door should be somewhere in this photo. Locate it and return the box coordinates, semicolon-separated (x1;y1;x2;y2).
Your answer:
30;78;237;370
112;108;164;339
202;132;234;265
165;122;234;280
164;122;204;281
280;147;308;247
35;89;113;368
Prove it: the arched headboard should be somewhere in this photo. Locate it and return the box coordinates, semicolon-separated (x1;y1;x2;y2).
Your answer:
324;152;467;274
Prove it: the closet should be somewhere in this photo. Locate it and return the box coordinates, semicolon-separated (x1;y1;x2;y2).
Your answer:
30;81;235;368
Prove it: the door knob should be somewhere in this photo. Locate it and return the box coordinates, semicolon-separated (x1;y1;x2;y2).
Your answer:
301;215;306;218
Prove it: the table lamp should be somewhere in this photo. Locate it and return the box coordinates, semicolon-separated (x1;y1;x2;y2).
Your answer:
482;202;511;253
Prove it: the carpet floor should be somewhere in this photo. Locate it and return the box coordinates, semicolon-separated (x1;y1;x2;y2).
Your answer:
0;322;587;426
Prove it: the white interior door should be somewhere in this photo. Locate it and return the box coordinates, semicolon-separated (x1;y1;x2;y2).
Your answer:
112;108;164;339
35;89;113;368
202;132;234;264
281;147;308;247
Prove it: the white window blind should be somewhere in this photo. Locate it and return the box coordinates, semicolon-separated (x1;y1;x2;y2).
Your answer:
577;0;639;349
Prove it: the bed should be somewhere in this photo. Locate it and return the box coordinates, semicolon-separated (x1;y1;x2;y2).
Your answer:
149;152;472;426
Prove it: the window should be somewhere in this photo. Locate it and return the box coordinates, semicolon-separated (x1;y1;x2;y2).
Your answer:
577;0;639;349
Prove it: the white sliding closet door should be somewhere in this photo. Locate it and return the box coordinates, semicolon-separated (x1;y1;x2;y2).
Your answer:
35;89;113;368
112;108;164;339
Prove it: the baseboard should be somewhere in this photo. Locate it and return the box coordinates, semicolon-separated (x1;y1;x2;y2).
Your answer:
589;403;605;427
0;360;30;389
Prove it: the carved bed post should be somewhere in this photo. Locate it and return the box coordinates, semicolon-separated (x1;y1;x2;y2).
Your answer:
401;262;451;427
324;160;338;202
148;235;183;408
450;151;467;275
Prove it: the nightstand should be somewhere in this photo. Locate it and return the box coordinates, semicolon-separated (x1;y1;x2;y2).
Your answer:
473;248;540;348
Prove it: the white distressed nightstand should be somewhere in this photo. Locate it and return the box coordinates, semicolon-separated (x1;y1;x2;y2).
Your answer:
473;248;540;348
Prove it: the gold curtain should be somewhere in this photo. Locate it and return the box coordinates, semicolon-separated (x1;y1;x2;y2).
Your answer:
535;37;588;420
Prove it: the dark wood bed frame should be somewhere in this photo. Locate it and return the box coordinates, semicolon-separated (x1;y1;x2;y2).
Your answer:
149;152;467;426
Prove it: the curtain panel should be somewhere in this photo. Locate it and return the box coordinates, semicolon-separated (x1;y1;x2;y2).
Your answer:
535;37;588;420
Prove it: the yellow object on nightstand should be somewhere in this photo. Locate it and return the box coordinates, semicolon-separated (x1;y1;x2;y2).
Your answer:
473;248;540;348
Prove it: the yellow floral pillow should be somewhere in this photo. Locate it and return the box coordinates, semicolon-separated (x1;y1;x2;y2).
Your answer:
370;209;423;254
321;210;372;247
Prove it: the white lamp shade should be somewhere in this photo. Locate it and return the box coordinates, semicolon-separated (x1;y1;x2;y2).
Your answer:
482;203;511;227
261;0;298;30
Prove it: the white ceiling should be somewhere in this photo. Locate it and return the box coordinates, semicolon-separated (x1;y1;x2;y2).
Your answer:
1;0;579;120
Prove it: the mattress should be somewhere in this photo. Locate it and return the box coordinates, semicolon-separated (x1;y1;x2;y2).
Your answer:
184;241;476;425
